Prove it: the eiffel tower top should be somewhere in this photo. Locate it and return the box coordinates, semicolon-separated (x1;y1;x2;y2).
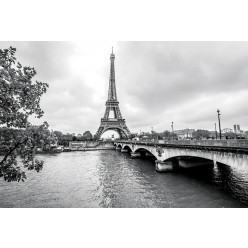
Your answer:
107;47;117;102
110;47;115;60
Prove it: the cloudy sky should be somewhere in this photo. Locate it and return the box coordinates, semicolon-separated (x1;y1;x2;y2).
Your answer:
1;41;248;136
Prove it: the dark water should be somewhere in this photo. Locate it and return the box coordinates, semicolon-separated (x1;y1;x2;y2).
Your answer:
0;150;248;207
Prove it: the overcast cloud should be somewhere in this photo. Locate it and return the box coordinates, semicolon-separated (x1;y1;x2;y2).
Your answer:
1;41;248;135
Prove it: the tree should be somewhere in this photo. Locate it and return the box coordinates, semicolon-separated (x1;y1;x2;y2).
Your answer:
157;133;163;140
163;130;171;139
0;47;49;182
83;131;92;140
192;129;210;140
224;132;236;139
76;134;83;141
63;133;74;141
129;133;136;139
54;130;63;140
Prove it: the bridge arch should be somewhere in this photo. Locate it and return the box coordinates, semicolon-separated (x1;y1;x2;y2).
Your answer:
157;148;248;170
123;145;132;153
133;147;158;160
162;155;214;168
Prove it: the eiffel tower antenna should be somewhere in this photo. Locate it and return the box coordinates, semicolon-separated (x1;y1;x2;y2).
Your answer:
95;48;131;139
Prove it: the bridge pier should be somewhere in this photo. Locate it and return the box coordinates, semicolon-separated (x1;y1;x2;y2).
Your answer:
155;160;174;172
116;147;121;150
131;152;141;158
121;148;129;153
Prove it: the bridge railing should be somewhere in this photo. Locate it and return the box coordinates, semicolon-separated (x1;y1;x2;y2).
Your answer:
115;139;248;148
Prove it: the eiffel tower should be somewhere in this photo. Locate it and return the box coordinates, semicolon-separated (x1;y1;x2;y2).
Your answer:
95;48;131;139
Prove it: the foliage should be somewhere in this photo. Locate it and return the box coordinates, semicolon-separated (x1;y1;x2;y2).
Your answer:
54;131;97;143
129;133;136;139
192;129;210;140
83;131;92;140
224;132;237;139
53;130;63;140
129;130;177;141
0;122;57;182
0;47;48;128
0;47;49;182
161;130;174;140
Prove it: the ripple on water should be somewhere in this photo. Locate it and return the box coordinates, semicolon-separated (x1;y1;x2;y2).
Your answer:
0;150;247;207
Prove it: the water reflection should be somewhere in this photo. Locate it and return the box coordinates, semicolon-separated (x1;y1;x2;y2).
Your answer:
0;150;247;207
214;163;248;205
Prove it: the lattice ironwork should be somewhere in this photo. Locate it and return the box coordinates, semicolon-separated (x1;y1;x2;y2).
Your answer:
95;48;131;139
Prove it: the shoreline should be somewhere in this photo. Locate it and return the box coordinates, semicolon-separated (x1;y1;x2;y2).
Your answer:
0;147;116;156
81;147;116;151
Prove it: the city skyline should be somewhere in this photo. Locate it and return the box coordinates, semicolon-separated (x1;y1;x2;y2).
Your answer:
1;41;248;135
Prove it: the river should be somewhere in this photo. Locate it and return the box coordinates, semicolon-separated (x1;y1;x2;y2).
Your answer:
0;150;248;207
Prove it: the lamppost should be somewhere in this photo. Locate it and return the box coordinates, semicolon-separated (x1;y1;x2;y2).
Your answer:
215;123;217;139
171;122;174;140
217;109;222;139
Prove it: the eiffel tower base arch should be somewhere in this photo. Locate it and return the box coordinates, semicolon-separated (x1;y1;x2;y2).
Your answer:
96;120;131;139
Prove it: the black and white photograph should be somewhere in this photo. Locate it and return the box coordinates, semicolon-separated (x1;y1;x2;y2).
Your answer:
1;41;248;208
1;1;248;247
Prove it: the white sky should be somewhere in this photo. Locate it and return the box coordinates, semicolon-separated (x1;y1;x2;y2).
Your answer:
1;41;248;135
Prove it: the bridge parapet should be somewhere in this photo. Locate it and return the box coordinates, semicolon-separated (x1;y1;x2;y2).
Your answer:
116;139;248;151
163;139;248;148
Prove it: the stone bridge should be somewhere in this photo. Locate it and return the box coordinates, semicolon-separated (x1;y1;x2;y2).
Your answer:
114;140;248;172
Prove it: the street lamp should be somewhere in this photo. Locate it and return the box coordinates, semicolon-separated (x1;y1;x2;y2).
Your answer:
171;122;174;140
215;123;217;139
217;109;222;139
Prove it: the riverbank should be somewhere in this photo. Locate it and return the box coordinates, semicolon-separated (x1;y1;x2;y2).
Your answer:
83;147;116;151
67;147;116;152
37;141;116;153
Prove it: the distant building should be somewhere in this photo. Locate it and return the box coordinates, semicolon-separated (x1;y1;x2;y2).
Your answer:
69;141;86;150
69;141;100;150
234;124;241;133
222;128;233;133
174;129;195;140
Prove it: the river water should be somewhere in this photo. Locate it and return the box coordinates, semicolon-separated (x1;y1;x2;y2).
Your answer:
0;150;248;207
